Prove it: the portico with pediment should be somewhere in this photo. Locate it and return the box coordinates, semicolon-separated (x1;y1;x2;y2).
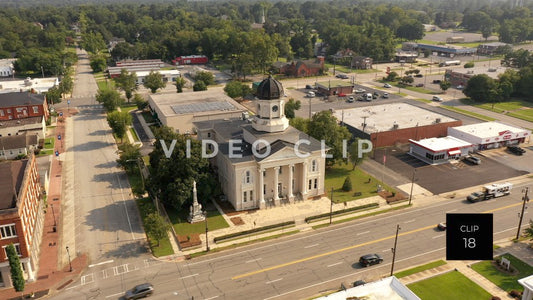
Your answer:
194;76;326;211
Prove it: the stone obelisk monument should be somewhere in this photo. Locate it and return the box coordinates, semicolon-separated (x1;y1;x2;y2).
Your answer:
188;181;206;223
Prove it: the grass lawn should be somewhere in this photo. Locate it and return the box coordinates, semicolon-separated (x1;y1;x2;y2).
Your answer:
413;98;432;103
39;149;54;156
471;253;533;292
121;105;138;113
441;105;496;121
43;138;55;149
129;127;139;142
324;162;394;203
135;198;174;257
167;204;230;236
395;260;447;278
461;99;533;123
408;271;492;300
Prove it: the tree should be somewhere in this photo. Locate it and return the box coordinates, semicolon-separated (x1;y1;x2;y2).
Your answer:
463;74;498;103
400;76;414;85
224;81;251;99
143;71;165;94
107;111;132;142
525;220;533;240
115;69;138;102
133;94;148;110
193;80;207;91
385;71;398;82
89;54;107;73
439;81;451;93
289;117;309;133
6;244;24;292
116;143;141;174
148;126;214;210
96;89;123;112
175;77;186;93
58;70;74;98
342;176;352;192
194;71;215;86
143;213;171;247
45;86;62;105
284;98;301;119
348;138;369;170
307;110;351;166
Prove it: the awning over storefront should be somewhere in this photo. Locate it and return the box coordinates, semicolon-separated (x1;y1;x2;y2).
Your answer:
448;149;461;156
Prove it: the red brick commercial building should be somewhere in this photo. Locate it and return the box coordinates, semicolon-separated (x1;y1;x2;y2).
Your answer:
0;153;45;287
0;92;49;122
273;57;325;77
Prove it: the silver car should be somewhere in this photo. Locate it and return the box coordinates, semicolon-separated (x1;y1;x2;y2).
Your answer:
125;283;154;299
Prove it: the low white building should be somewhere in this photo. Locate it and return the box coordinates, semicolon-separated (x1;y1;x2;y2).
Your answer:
0;59;15;77
448;122;531;150
315;276;420;300
135;70;181;85
519;274;533;300
0;77;59;94
409;136;473;165
0;133;39;160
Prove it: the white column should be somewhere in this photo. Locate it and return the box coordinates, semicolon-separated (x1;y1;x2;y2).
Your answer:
301;162;308;197
25;261;35;282
273;166;280;204
288;164;294;200
258;167;265;209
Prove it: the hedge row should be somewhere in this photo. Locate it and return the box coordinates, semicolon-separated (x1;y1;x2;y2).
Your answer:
304;203;379;223
214;221;295;243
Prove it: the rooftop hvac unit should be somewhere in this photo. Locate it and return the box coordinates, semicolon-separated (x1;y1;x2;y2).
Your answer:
436;118;441;123
392;123;399;129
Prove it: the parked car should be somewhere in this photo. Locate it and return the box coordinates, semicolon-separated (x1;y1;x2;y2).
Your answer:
353;280;366;287
437;222;447;231
432;79;442;84
305;84;313;89
347;96;355;103
373;92;379;99
383;83;392;88
307;91;315;98
507;145;526;155
125;283;154;300
382;92;389;98
456;85;464;89
355;88;366;93
414;74;423;77
338;92;347;97
464;155;481;165
336;74;349;79
415;83;424;87
432;96;443;102
359;254;383;267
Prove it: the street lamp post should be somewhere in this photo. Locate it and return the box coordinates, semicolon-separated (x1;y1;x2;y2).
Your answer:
390;224;401;276
329;187;334;225
204;211;210;252
51;204;57;232
516;187;529;240
409;168;416;206
66;246;73;272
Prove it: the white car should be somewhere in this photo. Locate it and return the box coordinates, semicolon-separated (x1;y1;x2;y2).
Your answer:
347;96;355;103
355;88;366;93
456;85;464;89
383;83;392;88
432;96;443;102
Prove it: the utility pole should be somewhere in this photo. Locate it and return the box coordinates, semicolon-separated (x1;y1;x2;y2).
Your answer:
409;168;416;205
390;224;401;276
516;187;529;240
329;187;334;225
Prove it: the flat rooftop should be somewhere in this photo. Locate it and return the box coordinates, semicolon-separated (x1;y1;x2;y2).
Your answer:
0;77;58;94
410;136;472;151
149;90;246;118
450;121;530;138
315;276;420;300
334;103;456;133
448;66;508;80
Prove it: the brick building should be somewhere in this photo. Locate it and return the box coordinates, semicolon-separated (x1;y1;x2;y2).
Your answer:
0;93;49;122
273;57;325;77
0;154;45;287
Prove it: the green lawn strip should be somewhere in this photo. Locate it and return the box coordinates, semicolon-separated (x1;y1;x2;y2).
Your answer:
129;127;140;142
188;230;300;259
441;105;496;121
141;111;155;123
471;253;533;292
218;225;296;243
121;105;138;113
43;137;55;149
408;270;492;300
394;260;447;278
506;111;533;123
135;198;174;257
311;204;410;230
39;149;54;156
325;162;395;203
412;98;432;103
167;206;229;236
305;203;379;223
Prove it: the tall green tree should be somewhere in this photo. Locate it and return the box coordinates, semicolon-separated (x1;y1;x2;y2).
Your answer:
194;71;215;86
224;81;251;98
143;213;171;247
463;74;498;103
45;86;62;105
116;143;141;173
96;89;123;112
6;244;24;292
107;111;132;142
89;54;107;73
175;77;186;93
58;71;74;98
114;69;138;102
193;80;207;91
348;138;369;170
284;98;301;119
143;71;165;94
439;81;451;93
308;110;351;166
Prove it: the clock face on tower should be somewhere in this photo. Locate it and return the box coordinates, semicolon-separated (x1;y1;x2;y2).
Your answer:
272;105;279;112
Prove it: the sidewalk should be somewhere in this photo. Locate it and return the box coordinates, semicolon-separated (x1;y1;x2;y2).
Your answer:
0;109;88;299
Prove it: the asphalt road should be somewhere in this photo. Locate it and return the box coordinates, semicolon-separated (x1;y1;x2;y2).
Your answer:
53;181;531;300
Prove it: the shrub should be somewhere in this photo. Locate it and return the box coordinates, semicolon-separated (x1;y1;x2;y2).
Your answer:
342;176;352;191
304;203;379;223
464;62;475;68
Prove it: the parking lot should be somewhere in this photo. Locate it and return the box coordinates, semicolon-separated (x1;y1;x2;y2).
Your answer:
373;146;527;195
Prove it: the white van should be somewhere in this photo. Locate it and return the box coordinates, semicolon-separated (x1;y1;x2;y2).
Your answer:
307;91;315;98
364;93;372;101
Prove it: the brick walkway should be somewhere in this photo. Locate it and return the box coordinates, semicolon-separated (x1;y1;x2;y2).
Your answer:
0;109;88;299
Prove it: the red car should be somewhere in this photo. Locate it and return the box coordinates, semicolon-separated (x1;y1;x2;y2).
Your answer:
338;93;347;97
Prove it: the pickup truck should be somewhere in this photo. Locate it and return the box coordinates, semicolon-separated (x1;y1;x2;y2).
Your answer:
467;191;487;202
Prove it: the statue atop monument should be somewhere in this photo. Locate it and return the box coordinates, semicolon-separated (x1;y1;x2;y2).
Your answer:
188;181;206;223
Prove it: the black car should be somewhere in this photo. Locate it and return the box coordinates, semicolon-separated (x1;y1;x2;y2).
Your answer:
432;79;442;84
414;74;423;77
305;84;313;89
353;280;366;287
359;254;383;267
125;283;154;299
507;145;526;155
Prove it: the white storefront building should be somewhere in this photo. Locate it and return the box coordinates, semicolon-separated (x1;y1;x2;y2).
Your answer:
409;136;474;165
448;122;531;150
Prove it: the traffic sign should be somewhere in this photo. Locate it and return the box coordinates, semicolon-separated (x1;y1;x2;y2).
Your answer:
58;134;61;140
59;112;63;117
55;150;59;157
446;213;493;260
67;100;71;104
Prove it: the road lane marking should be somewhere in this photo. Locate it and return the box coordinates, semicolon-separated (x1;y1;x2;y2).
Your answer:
404;219;416;223
304;244;319;248
116;174;135;240
89;260;114;267
232;224;436;280
432;234;445;239
246;258;263;263
356;231;370;235
327;262;342;268
105;292;123;298
179;273;199;280
266;278;283;284
446;209;458;213
205;296;219;300
262;247;445;300
483;202;522;213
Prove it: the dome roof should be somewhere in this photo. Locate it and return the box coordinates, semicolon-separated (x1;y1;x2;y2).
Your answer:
256;75;284;100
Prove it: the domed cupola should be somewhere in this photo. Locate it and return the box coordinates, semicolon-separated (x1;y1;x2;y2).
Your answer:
257;75;284;100
253;75;289;133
